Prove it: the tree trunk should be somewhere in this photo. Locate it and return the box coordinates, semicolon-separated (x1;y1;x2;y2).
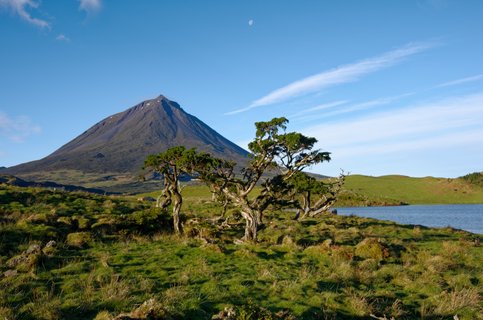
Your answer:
156;184;171;209
241;209;260;242
172;191;183;234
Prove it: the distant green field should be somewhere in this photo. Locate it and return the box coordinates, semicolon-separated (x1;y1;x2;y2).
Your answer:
135;174;483;207
343;174;483;205
139;174;483;207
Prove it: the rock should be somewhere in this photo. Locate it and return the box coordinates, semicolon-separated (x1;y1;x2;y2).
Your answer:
42;240;57;256
3;269;17;278
112;298;168;319
137;196;156;202
6;255;24;268
212;306;236;319
44;240;57;248
25;244;41;255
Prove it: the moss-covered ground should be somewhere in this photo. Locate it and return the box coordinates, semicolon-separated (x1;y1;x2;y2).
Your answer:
1;184;482;319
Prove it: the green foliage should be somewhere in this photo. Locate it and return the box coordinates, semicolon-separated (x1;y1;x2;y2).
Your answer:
354;237;389;261
144;146;217;234
127;208;171;233
459;171;483;187
66;232;93;248
199;117;335;241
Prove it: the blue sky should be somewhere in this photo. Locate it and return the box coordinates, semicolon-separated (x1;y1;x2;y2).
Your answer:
0;0;482;178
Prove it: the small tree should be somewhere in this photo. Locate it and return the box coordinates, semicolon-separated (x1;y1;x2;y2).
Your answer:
143;146;199;234
199;117;334;242
289;172;345;220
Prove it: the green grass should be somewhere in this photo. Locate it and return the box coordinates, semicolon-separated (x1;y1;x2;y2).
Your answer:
343;174;483;205
1;184;482;319
140;174;483;208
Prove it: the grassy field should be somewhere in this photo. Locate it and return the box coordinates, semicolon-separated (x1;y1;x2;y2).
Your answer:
342;174;483;205
12;170;483;205
1;184;482;319
140;173;483;208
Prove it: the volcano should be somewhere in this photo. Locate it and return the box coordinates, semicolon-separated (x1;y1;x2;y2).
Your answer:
5;95;249;192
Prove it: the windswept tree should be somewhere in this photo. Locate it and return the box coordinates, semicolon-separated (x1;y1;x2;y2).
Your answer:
289;172;345;220
143;146;200;234
199;117;335;242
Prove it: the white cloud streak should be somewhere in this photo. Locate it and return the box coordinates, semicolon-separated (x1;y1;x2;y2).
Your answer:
293;93;414;122
0;112;41;142
302;93;483;158
332;130;483;158
56;34;70;42
0;0;49;28
79;0;101;14
289;100;348;119
226;42;436;115
435;73;483;88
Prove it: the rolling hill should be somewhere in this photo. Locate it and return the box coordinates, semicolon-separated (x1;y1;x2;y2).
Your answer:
341;174;483;205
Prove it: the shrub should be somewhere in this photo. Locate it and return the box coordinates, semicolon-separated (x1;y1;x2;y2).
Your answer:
355;238;389;261
126;208;170;233
6;243;42;272
74;216;91;229
66;232;93;248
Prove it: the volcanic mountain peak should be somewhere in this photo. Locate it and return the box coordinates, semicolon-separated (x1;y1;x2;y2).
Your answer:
5;95;249;192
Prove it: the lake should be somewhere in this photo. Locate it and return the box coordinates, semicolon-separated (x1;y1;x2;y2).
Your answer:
335;204;483;234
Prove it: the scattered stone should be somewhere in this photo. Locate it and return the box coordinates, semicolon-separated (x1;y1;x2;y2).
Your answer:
6;255;24;268
212;306;236;319
6;243;43;273
111;298;168;319
3;269;17;278
42;240;57;256
25;244;41;255
45;240;57;248
137;196;156;202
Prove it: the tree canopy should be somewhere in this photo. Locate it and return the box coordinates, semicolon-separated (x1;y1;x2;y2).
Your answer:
143;117;343;242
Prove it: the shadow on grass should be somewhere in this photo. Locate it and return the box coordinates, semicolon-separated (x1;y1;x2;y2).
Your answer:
317;280;343;293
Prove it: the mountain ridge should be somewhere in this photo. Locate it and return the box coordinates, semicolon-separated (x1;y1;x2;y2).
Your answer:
4;95;249;192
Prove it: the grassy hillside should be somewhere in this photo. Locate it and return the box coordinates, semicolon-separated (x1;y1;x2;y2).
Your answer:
1;184;482;319
343;174;483;205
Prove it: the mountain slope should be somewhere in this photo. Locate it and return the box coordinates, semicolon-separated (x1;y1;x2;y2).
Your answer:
5;95;248;192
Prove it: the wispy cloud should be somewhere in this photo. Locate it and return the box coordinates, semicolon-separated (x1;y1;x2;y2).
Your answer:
293;93;414;122
79;0;101;14
332;129;483;158
435;73;483;88
302;93;483;158
0;0;49;28
289;100;348;119
0;112;41;142
56;34;70;42
226;41;436;115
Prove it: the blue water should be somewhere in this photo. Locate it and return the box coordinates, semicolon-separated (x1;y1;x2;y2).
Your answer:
335;204;483;234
